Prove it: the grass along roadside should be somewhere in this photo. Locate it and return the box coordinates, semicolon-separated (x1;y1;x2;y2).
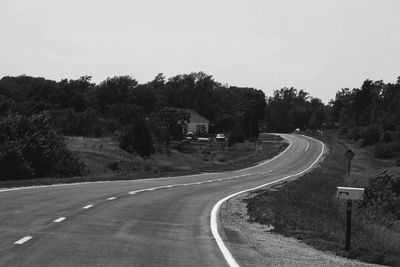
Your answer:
221;193;376;267
245;133;400;266
0;134;287;189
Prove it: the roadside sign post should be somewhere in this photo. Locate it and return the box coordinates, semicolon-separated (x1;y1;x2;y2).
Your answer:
336;187;364;251
344;149;355;175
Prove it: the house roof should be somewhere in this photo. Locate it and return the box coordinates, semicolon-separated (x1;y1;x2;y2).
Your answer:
183;109;209;124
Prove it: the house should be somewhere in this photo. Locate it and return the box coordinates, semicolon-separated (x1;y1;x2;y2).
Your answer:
182;109;209;136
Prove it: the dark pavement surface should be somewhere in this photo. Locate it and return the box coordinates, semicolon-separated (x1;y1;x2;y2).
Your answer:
0;134;324;266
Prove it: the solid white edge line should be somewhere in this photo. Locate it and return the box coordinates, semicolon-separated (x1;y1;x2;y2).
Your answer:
211;135;325;267
83;205;93;209
14;236;33;245
54;217;66;223
107;197;116;200
0;133;290;194
233;135;293;173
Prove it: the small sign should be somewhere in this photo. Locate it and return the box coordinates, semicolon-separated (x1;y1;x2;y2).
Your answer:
345;149;355;160
336;187;364;200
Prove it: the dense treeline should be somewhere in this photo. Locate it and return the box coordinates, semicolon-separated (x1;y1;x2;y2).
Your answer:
330;77;400;159
1;72;399;180
0;72;269;179
265;87;327;132
0;73;265;139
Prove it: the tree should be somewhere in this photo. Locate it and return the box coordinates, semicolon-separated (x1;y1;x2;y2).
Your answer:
0;112;88;180
266;87;319;132
150;107;190;151
119;118;154;157
308;98;326;130
93;75;138;117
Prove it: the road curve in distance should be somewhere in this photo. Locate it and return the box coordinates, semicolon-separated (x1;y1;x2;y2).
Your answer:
0;134;324;266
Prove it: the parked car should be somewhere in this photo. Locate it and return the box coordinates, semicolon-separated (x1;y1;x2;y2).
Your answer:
216;133;226;142
197;137;210;142
186;132;195;140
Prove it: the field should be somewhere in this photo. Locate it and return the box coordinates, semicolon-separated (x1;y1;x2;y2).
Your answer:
245;132;400;266
0;134;287;188
65;134;287;175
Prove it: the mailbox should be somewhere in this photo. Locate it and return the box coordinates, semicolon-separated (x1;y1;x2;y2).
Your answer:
336;187;364;200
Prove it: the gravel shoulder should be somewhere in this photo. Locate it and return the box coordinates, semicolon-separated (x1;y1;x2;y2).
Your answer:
220;193;380;267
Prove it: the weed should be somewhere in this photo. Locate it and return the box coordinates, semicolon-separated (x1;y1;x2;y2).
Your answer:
246;133;400;265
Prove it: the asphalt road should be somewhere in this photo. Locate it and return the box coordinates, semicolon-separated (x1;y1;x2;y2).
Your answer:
0;134;324;267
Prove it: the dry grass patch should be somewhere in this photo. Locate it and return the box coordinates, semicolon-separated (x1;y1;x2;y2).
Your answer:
246;133;400;266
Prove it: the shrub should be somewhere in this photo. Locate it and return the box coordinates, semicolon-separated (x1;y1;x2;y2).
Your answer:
382;131;394;143
228;129;245;146
374;143;395;159
119;118;154;158
339;126;349;136
360;171;400;221
0;112;88;180
107;161;120;173
345;127;362;140
361;126;381;146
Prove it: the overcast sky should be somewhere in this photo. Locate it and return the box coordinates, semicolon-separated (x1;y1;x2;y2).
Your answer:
1;0;399;103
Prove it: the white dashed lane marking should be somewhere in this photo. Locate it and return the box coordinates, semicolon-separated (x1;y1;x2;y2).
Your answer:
129;189;148;194
14;236;32;245
53;217;66;223
9;160;270;248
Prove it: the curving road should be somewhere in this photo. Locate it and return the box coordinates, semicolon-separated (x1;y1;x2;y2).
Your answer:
0;134;324;267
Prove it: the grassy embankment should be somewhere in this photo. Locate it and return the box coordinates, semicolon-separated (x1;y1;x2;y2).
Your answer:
246;132;400;266
0;134;287;188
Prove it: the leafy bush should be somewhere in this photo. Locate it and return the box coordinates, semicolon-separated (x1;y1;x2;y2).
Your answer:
0;112;88;180
382;131;394;143
228;129;245;146
339;126;349;136
119;118;154;157
345;127;362;140
360;171;400;221
374;143;395;159
107;161;120;173
246;135;400;265
361;126;381;146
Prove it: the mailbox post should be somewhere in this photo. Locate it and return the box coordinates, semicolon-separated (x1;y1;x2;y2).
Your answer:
345;200;352;250
336;187;364;250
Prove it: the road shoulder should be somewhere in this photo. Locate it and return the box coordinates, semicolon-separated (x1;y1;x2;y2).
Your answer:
220;193;377;267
